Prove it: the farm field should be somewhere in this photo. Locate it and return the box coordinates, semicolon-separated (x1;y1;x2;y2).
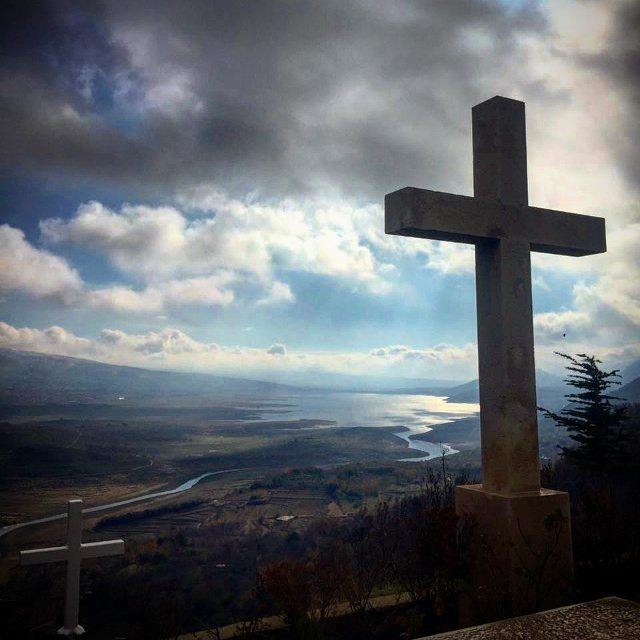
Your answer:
0;405;426;548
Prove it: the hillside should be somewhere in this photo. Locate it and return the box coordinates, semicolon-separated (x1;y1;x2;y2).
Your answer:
622;359;640;385
619;377;640;404
0;348;298;404
247;369;461;393
0;348;463;405
445;370;567;409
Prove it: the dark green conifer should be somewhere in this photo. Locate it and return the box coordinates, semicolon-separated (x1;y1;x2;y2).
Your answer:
539;353;629;474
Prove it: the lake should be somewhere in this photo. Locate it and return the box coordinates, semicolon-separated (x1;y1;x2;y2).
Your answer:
253;392;480;461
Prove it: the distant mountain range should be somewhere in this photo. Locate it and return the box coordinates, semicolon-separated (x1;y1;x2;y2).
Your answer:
619;377;640;403
446;366;640;407
245;369;462;393
608;359;640;403
445;369;568;409
622;360;640;384
1;347;638;407
0;348;298;405
0;348;461;405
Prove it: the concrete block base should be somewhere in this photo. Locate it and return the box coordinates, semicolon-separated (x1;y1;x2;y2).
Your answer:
456;484;573;626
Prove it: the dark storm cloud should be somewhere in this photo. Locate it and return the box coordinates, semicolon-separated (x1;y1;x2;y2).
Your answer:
0;1;147;181
586;0;640;193
1;0;549;201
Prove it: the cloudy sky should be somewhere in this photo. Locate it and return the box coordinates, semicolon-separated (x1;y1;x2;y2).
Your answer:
0;0;638;381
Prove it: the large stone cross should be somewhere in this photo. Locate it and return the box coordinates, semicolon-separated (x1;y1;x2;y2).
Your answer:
21;499;125;636
386;96;606;494
385;96;606;619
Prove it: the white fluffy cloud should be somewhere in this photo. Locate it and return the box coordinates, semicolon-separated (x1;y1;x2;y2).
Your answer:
41;203;190;281
534;310;592;344
578;223;640;327
3;318;634;380
370;343;477;364
533;222;640;358
0;321;478;379
0;221;238;314
0;224;83;303
0;189;486;321
38;188;485;306
99;327;216;355
88;274;236;313
0;322;96;358
267;343;287;356
256;281;295;307
8;177;640;358
41;195;392;291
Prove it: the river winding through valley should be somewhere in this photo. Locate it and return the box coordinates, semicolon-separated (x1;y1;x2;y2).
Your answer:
0;469;244;539
1;393;478;538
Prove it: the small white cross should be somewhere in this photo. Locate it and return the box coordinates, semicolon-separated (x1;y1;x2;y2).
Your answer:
20;499;125;636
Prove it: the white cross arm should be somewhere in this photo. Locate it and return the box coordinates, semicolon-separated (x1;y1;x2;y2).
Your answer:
21;545;69;565
385;187;606;257
81;539;124;559
20;540;124;566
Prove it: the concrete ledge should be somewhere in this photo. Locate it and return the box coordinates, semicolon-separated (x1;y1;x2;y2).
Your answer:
420;597;640;639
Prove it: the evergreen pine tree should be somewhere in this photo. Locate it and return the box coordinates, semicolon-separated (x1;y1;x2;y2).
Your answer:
539;352;629;474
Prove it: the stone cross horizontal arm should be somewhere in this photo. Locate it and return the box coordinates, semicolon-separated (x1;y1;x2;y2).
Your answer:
385;188;606;256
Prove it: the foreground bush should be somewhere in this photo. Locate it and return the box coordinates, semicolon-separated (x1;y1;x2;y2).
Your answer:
259;465;472;639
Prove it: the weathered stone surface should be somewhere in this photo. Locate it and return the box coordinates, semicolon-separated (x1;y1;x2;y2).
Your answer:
475;235;539;494
456;485;573;620
385;96;607;621
472;96;528;207
420;597;640;639
385;188;606;257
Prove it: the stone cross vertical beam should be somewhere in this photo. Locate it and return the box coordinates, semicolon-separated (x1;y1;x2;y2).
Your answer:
385;96;606;619
20;499;125;636
473;97;538;494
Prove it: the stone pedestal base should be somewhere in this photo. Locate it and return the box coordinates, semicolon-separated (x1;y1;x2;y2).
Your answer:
456;484;573;626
